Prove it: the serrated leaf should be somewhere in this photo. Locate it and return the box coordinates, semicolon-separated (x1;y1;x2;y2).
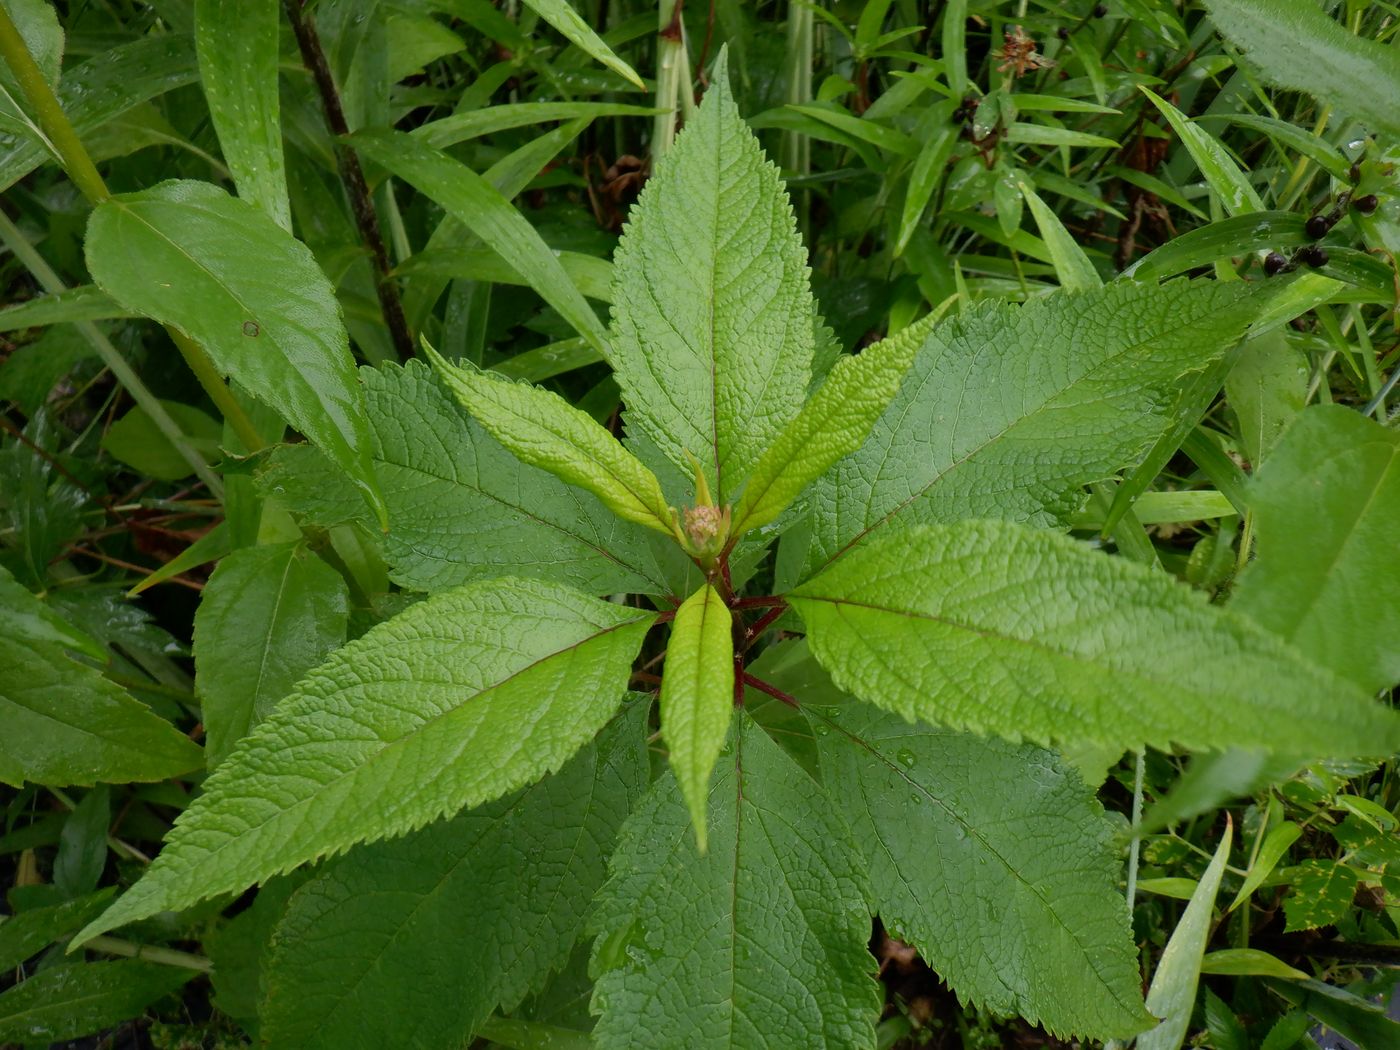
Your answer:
0;636;202;787
258;361;670;595
813;704;1151;1039
84;179;386;526
1138;821;1232;1050
73;578;654;945
590;715;879;1049
0;960;192;1043
659;584;733;851
193;542;349;767
1201;0;1400;141
350;130;608;355
609;51;813;501
261;701;649;1050
732;316;929;537
789;521;1400;756
1283;861;1359;932
1232;406;1400;693
195;0;290;229
802;281;1259;576
425;346;676;537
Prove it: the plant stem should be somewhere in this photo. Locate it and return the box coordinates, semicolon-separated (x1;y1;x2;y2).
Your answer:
84;935;213;972
653;0;692;157
0;5;107;205
0;210;227;497
284;0;415;363
0;10;264;456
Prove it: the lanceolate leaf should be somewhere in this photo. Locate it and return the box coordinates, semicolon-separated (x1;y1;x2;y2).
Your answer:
195;0;290;230
0;961;192;1044
1202;0;1400;141
519;0;645;89
258;361;670;596
84;180;385;526
802;281;1259;577
813;705;1151;1038
193;542;349;767
0;636;202;788
1232;406;1400;693
261;701;649;1050
0;563;104;660
74;578;655;945
590;716;879;1049
426;347;676;537
732;315;930;537
609;51;814;502
350;130;609;355
659;584;734;851
790;522;1400;756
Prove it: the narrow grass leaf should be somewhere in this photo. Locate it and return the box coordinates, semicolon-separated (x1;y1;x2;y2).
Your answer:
521;0;645;89
1140;88;1263;217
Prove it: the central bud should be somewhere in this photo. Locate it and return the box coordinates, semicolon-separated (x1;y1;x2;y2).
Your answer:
684;503;729;559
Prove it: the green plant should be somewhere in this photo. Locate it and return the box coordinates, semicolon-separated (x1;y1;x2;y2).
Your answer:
53;53;1400;1047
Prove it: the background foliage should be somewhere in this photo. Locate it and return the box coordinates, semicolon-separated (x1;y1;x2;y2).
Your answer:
1;0;1398;1046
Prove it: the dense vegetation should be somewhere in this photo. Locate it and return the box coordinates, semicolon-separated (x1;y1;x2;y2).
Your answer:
1;1;1398;1047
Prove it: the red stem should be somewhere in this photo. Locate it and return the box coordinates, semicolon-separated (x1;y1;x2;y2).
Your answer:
741;672;798;708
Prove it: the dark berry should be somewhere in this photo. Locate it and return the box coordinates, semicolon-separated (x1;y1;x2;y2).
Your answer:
1305;214;1331;239
1349;162;1362;183
1094;3;1109;15
1354;194;1379;214
1263;252;1288;276
1299;245;1328;268
1057;26;1070;39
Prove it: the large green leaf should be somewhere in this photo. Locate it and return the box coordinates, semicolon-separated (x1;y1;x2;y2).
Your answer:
1232;406;1400;693
731;316;928;537
193;542;349;767
802;281;1258;577
261;701;649;1049
350;129;608;355
74;578;654;945
813;705;1150;1038
426;347;676;537
195;0;290;229
609;52;814;502
659;583;734;851
0;961;192;1043
789;521;1400;756
0;35;199;192
590;716;879;1049
258;361;671;596
1202;0;1400;141
84;179;385;526
0;636;202;787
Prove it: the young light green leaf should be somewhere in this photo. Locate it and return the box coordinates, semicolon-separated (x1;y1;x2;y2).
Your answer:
350;129;608;356
101;399;221;482
1140;88;1262;217
1202;0;1400;141
1226;329;1307;466
590;716;879;1050
1198;949;1307;980
73;577;654;946
193;542;349;768
195;0;290;230
803;281;1261;576
520;0;645;89
731;315;929;537
261;702;649;1050
1232;406;1400;694
425;346;677;538
1017;176;1101;291
1137;820;1232;1050
610;51;814;502
259;360;670;596
789;521;1400;756
1230;822;1302;912
0;636;202;788
660;584;734;852
84;179;386;527
0;961;192;1044
813;705;1151;1039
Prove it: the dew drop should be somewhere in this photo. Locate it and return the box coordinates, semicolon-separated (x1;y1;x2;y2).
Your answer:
896;748;916;768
